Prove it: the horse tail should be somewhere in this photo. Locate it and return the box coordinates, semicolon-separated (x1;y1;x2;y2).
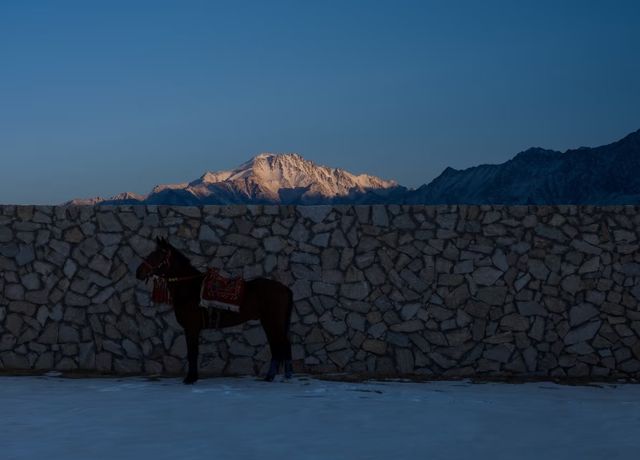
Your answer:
284;286;294;363
286;287;294;334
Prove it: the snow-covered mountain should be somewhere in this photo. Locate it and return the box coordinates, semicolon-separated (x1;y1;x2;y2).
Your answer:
68;153;402;206
67;129;640;206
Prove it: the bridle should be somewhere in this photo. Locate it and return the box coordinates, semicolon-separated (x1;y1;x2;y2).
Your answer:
142;248;202;306
141;249;172;278
142;249;204;282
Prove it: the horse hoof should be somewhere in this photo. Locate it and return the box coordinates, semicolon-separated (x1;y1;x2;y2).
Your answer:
183;376;198;385
264;374;276;382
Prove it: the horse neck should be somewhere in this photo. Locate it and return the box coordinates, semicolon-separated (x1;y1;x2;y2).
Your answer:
163;251;202;309
166;250;200;278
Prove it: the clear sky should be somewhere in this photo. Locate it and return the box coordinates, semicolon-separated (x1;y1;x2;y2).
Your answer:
1;0;639;204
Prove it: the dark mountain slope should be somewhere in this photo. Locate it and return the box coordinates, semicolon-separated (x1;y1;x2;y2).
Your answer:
406;129;640;205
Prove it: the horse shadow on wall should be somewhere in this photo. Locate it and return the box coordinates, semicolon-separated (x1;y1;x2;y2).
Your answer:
135;237;293;383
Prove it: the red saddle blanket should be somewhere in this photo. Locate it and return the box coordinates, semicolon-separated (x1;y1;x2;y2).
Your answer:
200;269;245;311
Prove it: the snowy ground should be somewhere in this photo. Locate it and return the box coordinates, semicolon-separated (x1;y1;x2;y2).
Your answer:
1;375;639;460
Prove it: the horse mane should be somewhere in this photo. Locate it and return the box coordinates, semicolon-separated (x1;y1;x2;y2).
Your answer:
162;240;200;274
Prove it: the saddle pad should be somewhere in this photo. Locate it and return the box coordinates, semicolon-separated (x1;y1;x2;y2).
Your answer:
200;268;245;312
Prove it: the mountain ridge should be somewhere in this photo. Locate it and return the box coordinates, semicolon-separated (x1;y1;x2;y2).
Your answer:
67;128;640;206
68;153;401;206
405;128;640;205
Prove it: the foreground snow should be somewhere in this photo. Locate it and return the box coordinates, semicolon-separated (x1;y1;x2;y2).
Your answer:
1;376;639;460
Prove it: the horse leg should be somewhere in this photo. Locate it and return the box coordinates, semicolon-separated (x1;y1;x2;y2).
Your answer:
282;329;293;379
283;292;294;379
183;329;200;384
266;337;291;381
265;358;280;382
261;317;281;382
264;338;282;382
261;287;295;381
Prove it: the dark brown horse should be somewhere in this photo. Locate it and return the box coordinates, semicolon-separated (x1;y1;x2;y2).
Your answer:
135;238;294;383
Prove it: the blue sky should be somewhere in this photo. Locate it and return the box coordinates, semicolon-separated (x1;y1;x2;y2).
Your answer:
1;0;639;204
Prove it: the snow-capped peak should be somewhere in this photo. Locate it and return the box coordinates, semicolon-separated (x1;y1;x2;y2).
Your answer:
193;170;233;185
111;192;146;201
186;153;397;201
67;152;400;206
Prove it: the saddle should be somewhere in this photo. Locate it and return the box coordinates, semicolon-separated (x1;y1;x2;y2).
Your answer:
200;268;245;313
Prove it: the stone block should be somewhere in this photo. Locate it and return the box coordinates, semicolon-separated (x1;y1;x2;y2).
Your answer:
395;349;414;374
483;344;514;363
362;339;386;355
569;303;600;326
564;320;602;345
16;245;35;266
97;212;123;232
472;267;503;286
297;206;331;224
500;314;530;331
340;281;369;300
321;319;347;336
517;301;547;317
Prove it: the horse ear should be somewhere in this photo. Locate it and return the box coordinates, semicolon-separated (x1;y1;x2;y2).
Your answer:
156;236;167;247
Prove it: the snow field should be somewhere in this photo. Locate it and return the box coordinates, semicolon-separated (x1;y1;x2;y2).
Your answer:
1;376;639;460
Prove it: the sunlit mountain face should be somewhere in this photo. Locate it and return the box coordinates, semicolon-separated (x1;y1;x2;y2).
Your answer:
67;153;404;206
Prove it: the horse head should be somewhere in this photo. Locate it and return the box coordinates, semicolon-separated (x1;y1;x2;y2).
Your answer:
135;237;173;280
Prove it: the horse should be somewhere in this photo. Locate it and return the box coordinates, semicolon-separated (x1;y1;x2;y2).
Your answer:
135;237;294;383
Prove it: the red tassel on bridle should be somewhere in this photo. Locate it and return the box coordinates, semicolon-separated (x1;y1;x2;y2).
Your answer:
142;248;173;304
152;276;172;304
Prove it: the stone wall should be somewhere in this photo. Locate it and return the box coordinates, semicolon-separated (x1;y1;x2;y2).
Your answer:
1;204;640;379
